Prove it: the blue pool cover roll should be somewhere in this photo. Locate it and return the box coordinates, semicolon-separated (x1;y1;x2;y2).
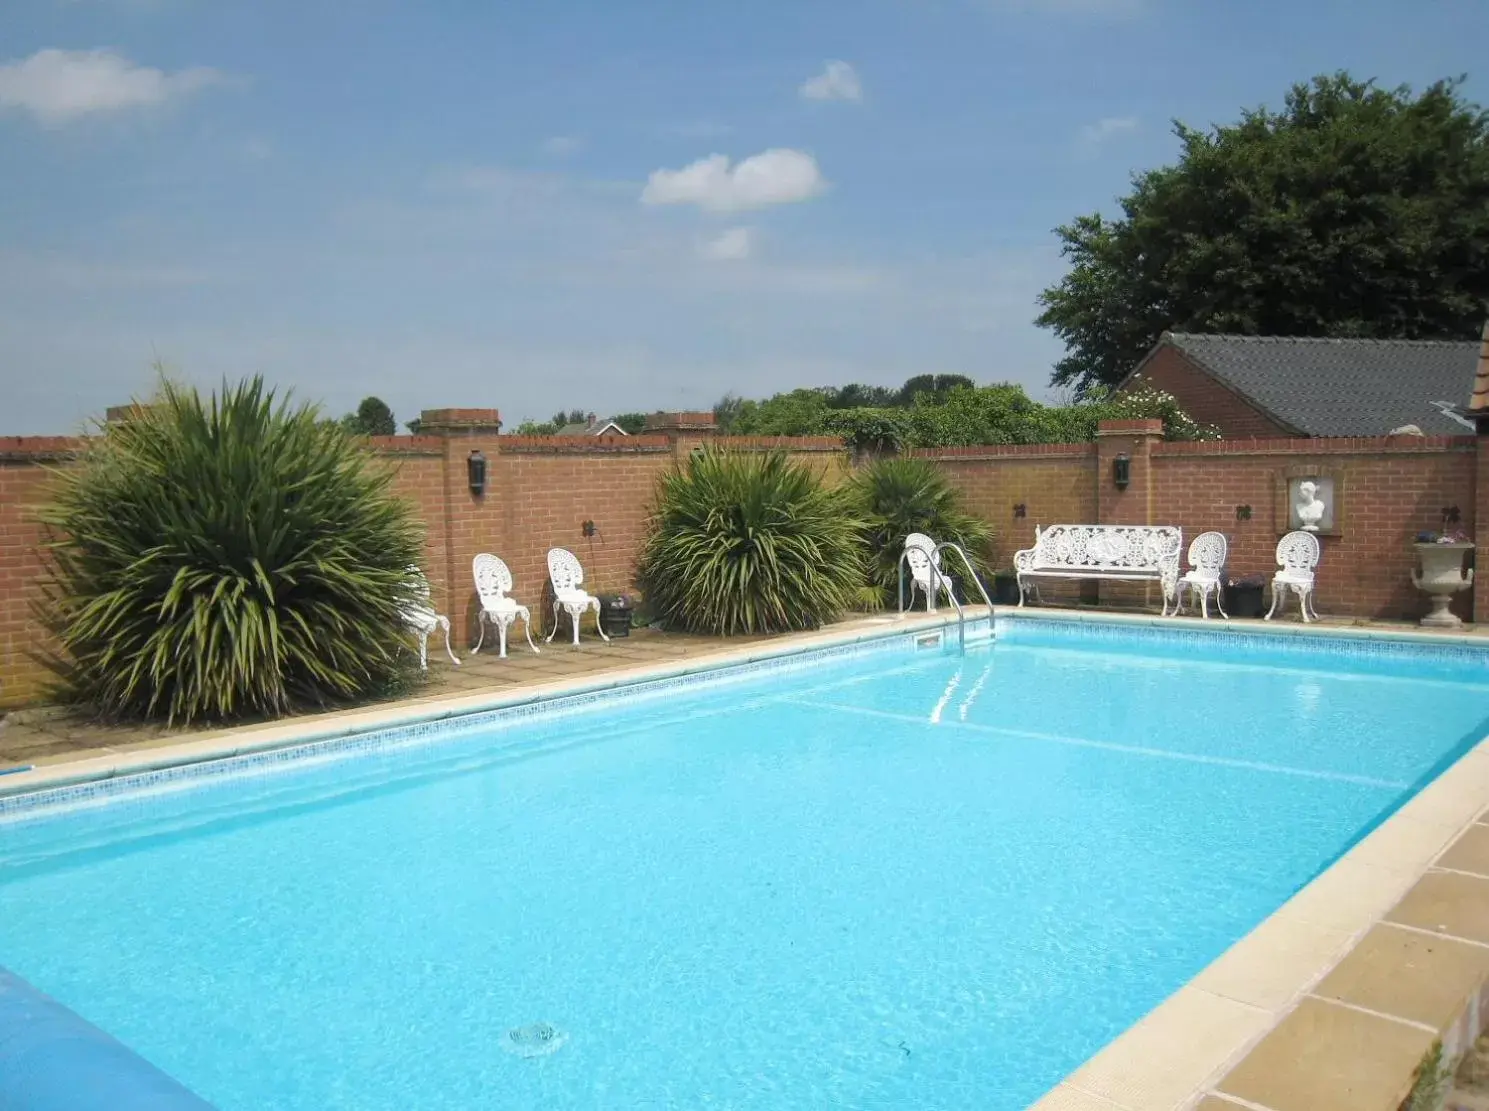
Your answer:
0;967;216;1110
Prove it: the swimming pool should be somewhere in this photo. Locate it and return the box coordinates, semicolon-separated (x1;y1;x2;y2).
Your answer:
2;616;1487;1109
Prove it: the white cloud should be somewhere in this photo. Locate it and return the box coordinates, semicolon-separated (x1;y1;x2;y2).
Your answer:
641;149;827;213
1077;115;1138;147
800;60;862;103
0;48;222;126
699;227;753;261
541;135;583;156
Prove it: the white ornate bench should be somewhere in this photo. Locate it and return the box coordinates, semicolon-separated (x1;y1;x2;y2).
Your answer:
1014;525;1183;615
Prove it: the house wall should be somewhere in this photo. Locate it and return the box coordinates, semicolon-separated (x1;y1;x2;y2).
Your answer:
1;417;1483;709
1121;344;1295;439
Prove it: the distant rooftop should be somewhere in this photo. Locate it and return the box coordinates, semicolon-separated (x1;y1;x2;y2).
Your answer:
556;414;628;437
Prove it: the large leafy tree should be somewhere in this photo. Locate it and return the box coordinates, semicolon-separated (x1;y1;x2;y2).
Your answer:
341;395;397;436
724;380;1216;451
1037;73;1489;395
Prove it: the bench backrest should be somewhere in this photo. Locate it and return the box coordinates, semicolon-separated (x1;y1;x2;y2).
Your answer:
1030;524;1182;572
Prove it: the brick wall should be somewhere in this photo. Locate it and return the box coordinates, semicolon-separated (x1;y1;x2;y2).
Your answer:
1153;435;1477;620
1;419;1484;708
909;443;1098;605
0;438;80;707
367;429;844;648
1122;344;1295;438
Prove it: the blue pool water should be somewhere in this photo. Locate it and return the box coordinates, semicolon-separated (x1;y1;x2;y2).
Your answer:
2;619;1488;1110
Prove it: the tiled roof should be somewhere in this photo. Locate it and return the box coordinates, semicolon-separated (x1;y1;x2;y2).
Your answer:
1156;332;1482;436
556;418;627;437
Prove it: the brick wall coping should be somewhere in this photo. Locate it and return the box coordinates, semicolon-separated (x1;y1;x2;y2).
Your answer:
644;411;718;431
418;407;500;424
909;443;1098;460
499;434;672;455
367;435;446;456
0;436;84;462
1156;434;1476;457
713;436;843;452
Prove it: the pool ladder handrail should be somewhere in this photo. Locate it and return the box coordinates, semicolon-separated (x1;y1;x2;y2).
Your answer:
897;541;995;654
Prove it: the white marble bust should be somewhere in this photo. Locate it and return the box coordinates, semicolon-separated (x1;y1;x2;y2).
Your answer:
1294;480;1325;532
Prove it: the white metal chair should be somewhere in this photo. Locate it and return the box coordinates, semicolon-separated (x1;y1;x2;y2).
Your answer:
904;532;952;612
399;565;459;669
1265;531;1321;623
1176;531;1229;619
471;554;539;659
545;548;610;646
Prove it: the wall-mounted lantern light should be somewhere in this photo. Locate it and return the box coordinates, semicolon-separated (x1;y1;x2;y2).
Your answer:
1112;453;1131;491
1013;503;1027;519
467;450;487;496
1236;504;1253;521
581;520;596;538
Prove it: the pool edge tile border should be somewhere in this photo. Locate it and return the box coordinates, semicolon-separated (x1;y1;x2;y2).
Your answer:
0;610;979;808
1006;604;1489;648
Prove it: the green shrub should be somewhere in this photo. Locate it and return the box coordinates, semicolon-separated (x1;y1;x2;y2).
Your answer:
822;408;913;454
39;377;425;724
849;456;994;603
637;449;866;635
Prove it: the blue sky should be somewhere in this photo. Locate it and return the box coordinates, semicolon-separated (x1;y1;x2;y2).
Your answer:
1;0;1484;433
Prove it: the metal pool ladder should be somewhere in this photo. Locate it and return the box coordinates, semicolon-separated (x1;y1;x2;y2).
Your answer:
897;541;995;654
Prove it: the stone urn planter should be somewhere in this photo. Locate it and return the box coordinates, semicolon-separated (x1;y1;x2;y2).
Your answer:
1412;541;1474;628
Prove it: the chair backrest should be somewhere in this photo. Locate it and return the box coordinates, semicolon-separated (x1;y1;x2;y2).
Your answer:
472;553;514;605
400;564;435;620
547;548;585;593
1275;530;1321;574
903;533;941;588
1187;531;1228;576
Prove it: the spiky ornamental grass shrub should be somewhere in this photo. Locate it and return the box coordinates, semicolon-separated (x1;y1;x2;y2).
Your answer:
637;449;867;635
38;377;425;724
849;456;995;604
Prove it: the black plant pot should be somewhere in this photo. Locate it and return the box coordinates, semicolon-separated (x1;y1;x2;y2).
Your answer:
992;572;1021;605
1223;584;1265;619
597;595;633;638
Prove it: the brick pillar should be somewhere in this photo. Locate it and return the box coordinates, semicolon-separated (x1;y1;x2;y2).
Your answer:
643;411;718;461
104;403;152;424
419;408;503;647
1095;418;1164;609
